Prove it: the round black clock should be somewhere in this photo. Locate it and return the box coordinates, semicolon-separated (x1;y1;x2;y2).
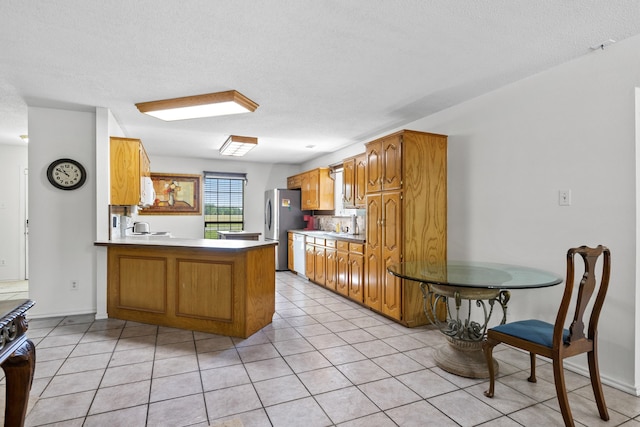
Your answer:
46;158;87;190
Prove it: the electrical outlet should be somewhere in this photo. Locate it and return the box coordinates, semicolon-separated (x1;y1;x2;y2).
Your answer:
0;259;6;266
70;280;79;290
558;190;572;206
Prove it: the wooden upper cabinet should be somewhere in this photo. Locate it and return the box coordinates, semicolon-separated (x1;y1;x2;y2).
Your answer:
301;168;334;210
365;134;402;194
354;154;367;207
382;136;402;191
343;153;366;209
110;137;150;206
342;157;355;208
366;142;382;194
287;173;303;190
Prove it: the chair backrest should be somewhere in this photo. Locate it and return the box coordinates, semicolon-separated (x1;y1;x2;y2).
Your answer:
553;245;611;348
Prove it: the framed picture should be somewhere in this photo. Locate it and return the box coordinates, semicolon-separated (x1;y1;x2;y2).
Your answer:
140;173;202;215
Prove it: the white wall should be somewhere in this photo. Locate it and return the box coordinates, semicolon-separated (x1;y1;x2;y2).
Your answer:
132;156;300;239
95;108;126;319
28;107;97;317
408;37;639;394
0;144;27;281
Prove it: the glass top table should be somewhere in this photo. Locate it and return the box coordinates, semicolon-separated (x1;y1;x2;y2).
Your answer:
387;260;563;290
387;261;563;378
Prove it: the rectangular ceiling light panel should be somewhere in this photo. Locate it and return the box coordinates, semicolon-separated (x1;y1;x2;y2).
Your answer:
136;90;258;121
220;135;258;156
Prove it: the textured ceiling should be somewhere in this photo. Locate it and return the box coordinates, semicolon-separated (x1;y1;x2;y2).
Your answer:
1;1;639;164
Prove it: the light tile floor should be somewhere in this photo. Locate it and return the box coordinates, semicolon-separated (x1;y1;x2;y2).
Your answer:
2;272;639;426
0;279;29;301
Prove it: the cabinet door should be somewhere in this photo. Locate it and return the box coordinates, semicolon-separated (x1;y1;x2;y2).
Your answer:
314;246;326;286
364;194;382;309
354;154;367;208
110;137;142;205
381;191;402;320
342;157;355;208
139;144;150;179
305;243;315;280
349;253;364;303
301;173;312;210
325;248;337;290
365;140;382;194
288;234;294;271
382;135;402;191
308;169;320;209
336;249;349;296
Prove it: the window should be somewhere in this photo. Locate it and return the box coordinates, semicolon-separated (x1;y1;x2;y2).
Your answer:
332;167;357;217
203;172;246;239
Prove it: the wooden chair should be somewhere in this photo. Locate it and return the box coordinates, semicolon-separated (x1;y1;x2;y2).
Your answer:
482;245;611;427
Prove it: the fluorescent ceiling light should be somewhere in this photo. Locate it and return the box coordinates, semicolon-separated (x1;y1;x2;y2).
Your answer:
220;135;258;156
135;90;258;121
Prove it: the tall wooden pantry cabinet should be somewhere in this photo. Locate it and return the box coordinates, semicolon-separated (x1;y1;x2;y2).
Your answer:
364;130;447;326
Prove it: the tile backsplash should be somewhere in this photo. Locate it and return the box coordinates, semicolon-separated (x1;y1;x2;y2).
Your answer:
315;211;365;235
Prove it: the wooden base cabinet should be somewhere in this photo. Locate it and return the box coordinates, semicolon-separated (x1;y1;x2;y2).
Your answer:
305;241;316;280
335;241;364;303
336;242;350;297
325;240;337;291
365;191;402;317
364;130;447;327
107;243;276;338
287;233;294;271
348;244;365;303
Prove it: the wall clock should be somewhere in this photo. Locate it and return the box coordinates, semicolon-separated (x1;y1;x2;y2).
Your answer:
46;158;87;190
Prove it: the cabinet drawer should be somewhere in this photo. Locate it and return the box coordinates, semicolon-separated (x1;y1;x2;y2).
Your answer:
306;237;315;245
325;239;336;248
337;241;349;251
349;243;364;254
315;238;325;246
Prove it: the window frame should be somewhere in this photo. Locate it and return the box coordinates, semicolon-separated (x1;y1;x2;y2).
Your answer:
203;171;247;239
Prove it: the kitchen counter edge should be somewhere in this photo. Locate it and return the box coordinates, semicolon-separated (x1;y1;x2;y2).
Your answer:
289;230;366;243
94;238;278;251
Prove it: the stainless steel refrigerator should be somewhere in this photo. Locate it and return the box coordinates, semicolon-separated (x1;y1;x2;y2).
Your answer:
264;189;306;270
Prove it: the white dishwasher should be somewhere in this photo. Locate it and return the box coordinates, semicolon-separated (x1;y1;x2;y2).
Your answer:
293;233;306;277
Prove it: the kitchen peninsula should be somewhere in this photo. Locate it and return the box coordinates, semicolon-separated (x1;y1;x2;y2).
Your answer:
95;238;277;338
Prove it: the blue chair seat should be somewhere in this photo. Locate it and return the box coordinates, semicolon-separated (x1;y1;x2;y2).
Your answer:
491;319;569;348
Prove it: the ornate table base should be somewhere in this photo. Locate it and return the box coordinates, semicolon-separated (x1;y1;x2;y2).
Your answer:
422;284;510;379
0;300;36;427
434;336;497;379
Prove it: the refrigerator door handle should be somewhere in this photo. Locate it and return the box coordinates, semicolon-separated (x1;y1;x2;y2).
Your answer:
265;198;272;231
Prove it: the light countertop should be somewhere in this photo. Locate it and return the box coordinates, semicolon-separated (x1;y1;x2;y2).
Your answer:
289;229;366;243
95;237;278;251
